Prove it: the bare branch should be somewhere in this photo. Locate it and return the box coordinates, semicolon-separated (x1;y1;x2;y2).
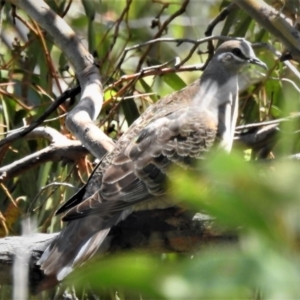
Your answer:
107;63;204;92
0;127;88;182
25;127;71;143
0;209;235;291
7;0;115;158
0;86;80;149
135;0;190;72
236;112;300;130
233;0;300;62
204;3;238;36
111;35;250;83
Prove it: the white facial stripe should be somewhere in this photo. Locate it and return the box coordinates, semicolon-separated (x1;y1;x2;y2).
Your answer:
217;52;247;63
240;41;256;59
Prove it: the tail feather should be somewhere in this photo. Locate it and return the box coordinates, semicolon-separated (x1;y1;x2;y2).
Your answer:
57;229;110;280
38;212;122;280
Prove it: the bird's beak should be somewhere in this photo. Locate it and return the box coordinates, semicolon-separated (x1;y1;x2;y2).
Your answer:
248;57;268;70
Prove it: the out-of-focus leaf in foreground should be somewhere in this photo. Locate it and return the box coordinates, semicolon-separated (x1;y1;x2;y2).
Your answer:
171;150;300;298
69;255;168;299
71;150;300;299
172;150;300;244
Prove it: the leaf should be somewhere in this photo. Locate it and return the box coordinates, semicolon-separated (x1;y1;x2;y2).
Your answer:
82;0;95;20
121;99;140;126
171;150;298;245
162;73;186;91
70;254;167;299
139;78;158;102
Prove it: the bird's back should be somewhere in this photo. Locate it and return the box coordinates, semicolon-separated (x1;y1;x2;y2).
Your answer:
102;79;203;169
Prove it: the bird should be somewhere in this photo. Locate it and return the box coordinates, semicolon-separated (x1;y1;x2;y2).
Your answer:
38;39;267;280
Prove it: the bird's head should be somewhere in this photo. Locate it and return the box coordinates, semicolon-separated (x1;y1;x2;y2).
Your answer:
196;39;267;110
214;39;267;72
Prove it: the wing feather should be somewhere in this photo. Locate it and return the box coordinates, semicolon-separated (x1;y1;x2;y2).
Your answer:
61;106;217;221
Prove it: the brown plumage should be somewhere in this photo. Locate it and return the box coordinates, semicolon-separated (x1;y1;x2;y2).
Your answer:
38;39;266;280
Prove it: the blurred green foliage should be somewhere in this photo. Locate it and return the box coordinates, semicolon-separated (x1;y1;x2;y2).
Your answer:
0;0;300;299
70;149;300;299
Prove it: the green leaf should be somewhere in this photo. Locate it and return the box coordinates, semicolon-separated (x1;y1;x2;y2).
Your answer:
162;73;186;91
82;0;95;20
121;99;140;126
70;254;167;299
139;78;158;102
171;150;298;245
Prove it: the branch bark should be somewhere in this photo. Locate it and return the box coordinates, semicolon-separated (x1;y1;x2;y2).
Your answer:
7;0;115;158
0;127;89;182
0;209;236;291
234;0;300;61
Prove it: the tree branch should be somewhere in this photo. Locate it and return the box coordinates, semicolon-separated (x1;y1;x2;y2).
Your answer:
7;0;115;158
0;127;88;182
0;86;80;149
234;0;300;62
0;209;236;291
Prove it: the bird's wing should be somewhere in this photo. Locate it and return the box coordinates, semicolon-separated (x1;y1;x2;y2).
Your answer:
55;156;106;215
61;106;218;222
55;85;200;216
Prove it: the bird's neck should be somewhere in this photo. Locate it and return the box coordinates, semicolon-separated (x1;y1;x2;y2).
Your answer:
201;60;238;86
192;61;239;112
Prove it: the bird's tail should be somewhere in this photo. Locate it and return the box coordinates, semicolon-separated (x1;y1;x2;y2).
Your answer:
38;212;122;280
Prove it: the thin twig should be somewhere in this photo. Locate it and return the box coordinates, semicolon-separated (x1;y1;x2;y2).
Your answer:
61;0;72;18
106;64;203;96
235;112;300;131
204;3;237;36
0;85;80;149
102;0;133;64
112;35;244;83
135;0;190;72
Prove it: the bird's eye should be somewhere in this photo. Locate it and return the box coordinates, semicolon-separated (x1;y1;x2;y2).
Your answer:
232;48;243;57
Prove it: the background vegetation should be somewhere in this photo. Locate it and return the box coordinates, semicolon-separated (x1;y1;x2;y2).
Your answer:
0;0;300;299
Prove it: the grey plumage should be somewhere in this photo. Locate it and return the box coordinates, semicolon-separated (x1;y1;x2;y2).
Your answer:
38;39;266;280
